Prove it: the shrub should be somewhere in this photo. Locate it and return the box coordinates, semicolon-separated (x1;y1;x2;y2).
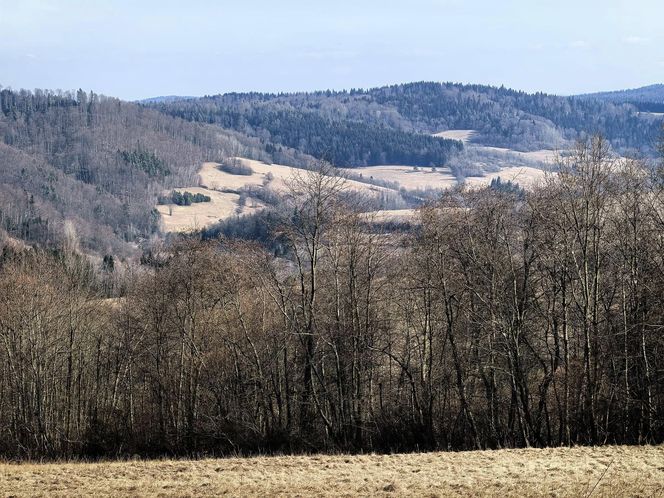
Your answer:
219;160;253;176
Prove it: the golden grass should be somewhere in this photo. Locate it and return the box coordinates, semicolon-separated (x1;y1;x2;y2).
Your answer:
479;146;561;164
158;159;395;233
156;187;264;233
1;445;662;497
362;208;419;223
201;159;391;196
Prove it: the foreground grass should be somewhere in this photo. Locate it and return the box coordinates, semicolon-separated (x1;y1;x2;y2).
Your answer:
1;445;663;497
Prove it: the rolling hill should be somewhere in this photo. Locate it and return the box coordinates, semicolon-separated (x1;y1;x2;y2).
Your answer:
1;82;662;256
578;83;664;112
148;81;664;158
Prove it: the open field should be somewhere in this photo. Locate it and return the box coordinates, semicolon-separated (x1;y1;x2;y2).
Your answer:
343;164;458;190
156;187;264;233
159;159;393;233
159;153;555;233
480;146;561;164
463;165;550;189
362;208;419;223
434;129;562;163
433;129;477;143
200;159;392;196
1;445;662;497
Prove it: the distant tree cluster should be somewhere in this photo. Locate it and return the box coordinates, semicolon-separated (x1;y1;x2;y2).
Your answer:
120;149;171;177
488;176;524;197
218;159;254;175
158;190;211;206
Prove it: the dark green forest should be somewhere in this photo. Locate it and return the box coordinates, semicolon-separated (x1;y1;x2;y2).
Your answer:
150;104;463;167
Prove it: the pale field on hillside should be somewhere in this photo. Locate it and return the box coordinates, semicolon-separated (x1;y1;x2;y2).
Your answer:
159;159;392;233
343;165;458;190
159;154;555;233
156;187;264;233
480;146;560;164
463;165;550;189
433;129;476;143
200;159;391;196
434;129;562;163
1;445;662;497
362;208;419;223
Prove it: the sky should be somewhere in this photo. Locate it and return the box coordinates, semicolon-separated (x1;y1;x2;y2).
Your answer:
0;0;662;100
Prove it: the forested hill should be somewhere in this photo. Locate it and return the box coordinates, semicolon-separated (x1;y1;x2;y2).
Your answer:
149;81;663;156
148;94;464;167
0;89;272;255
577;84;664;113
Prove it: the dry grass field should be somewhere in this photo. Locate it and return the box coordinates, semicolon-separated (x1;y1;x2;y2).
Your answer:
156;187;264;233
479;146;561;164
200;159;392;196
463;165;549;189
158;159;393;233
362;208;419;223
343;164;459;190
1;445;662;497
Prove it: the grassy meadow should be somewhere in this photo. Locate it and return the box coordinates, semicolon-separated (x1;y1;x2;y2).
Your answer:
1;445;662;497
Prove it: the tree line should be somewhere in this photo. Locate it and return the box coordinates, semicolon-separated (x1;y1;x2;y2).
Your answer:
0;137;662;459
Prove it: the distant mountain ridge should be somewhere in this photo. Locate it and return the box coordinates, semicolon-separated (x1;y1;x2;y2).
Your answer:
138;95;196;104
147;81;664;159
576;84;664;112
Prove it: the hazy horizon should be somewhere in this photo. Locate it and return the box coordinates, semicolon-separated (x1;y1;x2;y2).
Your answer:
1;0;663;100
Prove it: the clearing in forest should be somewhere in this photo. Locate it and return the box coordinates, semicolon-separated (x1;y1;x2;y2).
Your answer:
158;158;393;233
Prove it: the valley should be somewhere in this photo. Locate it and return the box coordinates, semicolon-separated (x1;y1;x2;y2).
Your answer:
156;142;552;233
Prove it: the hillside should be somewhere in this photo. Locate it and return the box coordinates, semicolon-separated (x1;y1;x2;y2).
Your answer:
2;83;662;256
578;84;664;112
0;89;278;255
149;81;664;158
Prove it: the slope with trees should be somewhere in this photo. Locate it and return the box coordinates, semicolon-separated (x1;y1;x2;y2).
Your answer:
0;88;275;255
150;82;663;157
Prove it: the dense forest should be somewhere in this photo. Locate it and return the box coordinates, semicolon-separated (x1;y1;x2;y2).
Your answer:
1;137;663;459
150;82;664;156
149;103;463;167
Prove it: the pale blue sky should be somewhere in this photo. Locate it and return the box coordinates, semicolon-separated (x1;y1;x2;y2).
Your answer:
0;0;662;100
